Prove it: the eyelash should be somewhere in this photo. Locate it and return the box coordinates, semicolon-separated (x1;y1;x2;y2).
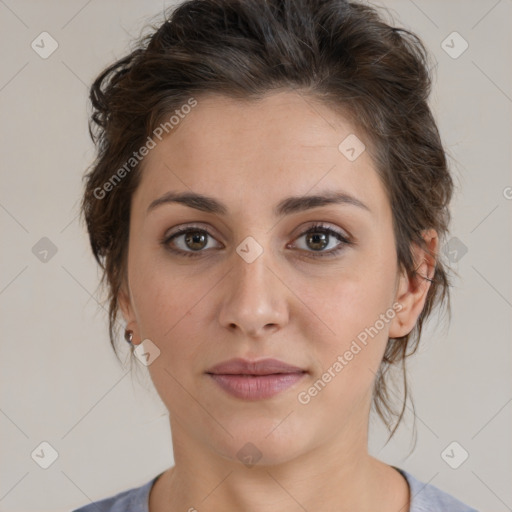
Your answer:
161;223;352;260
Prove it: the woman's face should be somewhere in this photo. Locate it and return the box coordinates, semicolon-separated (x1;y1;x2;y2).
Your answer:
119;91;431;466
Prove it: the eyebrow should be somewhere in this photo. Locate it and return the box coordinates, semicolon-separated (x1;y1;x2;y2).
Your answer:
146;189;371;217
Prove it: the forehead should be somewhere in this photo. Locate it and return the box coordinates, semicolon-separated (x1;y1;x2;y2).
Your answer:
132;91;387;219
157;91;359;160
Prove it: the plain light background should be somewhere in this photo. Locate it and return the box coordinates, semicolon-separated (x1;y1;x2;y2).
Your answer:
0;1;510;511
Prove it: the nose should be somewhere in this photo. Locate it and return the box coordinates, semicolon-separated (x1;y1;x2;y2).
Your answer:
217;247;289;338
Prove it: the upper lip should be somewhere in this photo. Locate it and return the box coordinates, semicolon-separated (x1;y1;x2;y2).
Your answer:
206;357;306;376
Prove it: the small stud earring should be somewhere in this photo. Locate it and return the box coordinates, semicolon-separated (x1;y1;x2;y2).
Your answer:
124;329;134;344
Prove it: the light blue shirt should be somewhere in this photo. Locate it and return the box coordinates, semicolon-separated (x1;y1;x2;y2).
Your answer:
71;466;480;511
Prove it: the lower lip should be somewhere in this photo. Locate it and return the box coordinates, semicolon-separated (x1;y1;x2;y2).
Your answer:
207;372;306;400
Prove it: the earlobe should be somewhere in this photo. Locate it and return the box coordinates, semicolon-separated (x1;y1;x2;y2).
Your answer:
388;229;438;339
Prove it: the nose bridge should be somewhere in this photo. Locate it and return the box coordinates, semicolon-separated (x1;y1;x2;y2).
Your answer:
218;239;287;336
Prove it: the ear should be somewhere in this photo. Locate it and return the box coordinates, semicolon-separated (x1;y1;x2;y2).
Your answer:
389;229;438;339
118;281;140;344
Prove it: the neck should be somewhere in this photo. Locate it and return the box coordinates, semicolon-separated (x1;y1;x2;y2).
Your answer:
150;419;410;512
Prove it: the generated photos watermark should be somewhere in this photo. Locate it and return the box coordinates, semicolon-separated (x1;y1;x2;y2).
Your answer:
297;301;403;405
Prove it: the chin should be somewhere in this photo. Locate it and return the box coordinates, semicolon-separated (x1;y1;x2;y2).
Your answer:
207;418;314;469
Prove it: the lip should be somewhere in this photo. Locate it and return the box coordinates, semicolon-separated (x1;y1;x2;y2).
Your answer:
206;357;306;375
206;358;307;400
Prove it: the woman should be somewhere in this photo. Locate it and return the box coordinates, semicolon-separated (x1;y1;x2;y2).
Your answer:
73;0;479;510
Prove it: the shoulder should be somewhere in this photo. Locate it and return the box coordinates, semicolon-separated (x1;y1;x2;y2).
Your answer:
70;474;161;512
394;467;480;512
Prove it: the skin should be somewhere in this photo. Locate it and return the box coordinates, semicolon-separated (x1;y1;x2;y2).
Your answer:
118;90;437;512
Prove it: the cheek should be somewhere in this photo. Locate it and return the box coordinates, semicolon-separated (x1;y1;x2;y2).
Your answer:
298;248;397;385
130;268;211;410
129;254;217;369
306;250;396;337
294;281;394;417
134;275;201;342
130;242;193;319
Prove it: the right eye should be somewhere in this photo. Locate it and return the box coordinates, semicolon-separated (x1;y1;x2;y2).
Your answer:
162;226;222;258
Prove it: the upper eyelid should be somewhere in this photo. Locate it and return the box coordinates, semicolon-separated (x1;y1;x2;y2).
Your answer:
164;223;222;242
164;222;349;246
165;221;346;235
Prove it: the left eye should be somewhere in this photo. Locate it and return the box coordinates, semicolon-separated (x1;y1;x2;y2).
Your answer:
290;224;351;257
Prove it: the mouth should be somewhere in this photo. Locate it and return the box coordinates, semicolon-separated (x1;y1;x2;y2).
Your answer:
205;357;307;400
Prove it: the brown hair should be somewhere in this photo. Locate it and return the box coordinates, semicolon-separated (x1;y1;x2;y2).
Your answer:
80;0;454;444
